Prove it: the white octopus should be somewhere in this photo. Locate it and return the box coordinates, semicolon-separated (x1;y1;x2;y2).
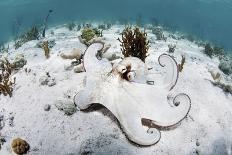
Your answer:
74;43;191;146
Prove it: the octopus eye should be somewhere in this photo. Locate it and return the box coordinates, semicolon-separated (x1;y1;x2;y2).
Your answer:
121;68;127;73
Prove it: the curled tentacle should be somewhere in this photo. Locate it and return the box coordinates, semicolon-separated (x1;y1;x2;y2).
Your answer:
158;54;179;90
142;93;191;129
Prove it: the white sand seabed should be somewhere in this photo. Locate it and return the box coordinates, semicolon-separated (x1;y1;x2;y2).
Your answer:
0;25;231;155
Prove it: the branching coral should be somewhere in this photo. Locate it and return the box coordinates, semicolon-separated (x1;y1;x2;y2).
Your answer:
118;27;149;62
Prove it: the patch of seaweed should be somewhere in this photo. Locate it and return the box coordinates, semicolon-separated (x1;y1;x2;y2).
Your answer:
118;27;149;62
0;58;16;97
204;43;224;58
178;55;185;72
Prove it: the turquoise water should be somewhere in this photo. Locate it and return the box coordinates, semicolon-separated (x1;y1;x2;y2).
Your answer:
0;0;232;50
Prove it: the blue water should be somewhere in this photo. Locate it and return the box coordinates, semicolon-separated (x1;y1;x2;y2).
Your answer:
0;0;232;50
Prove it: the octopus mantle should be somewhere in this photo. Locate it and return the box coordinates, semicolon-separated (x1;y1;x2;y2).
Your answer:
74;43;191;146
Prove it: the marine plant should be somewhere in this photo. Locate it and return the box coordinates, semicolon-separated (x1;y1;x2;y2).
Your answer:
80;27;103;46
0;58;16;97
152;27;166;41
118;27;149;62
14;26;40;49
98;24;107;30
178;55;185;72
0;44;9;53
42;9;53;37
204;43;224;58
42;41;50;59
81;28;97;42
218;57;232;75
168;44;176;53
67;22;76;31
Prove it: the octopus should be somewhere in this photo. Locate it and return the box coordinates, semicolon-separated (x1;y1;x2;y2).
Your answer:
74;42;191;146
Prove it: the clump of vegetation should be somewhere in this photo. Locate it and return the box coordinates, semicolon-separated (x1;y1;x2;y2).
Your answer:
98;23;112;30
0;44;9;53
14;26;40;49
178;55;185;72
79;27;103;46
37;39;56;49
118;27;149;62
81;28;96;42
42;41;50;59
204;43;224;58
67;22;76;31
11;138;30;155
152;27;167;41
42;9;53;37
218;58;232;75
168;44;176;53
0;58;16;97
98;24;107;30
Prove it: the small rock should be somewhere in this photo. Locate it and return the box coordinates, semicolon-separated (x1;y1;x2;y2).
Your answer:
44;104;51;111
11;138;30;155
74;64;85;73
196;140;200;146
9;116;14;127
39;75;50;85
39;74;56;87
55;99;77;115
64;65;73;71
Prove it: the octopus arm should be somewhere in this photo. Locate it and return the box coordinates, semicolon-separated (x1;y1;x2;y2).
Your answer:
100;80;161;145
122;82;191;128
74;43;112;109
154;54;179;91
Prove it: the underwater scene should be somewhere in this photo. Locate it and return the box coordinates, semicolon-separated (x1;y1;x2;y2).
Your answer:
0;0;232;154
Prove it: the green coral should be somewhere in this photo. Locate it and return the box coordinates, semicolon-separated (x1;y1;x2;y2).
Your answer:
81;28;102;42
81;28;97;42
